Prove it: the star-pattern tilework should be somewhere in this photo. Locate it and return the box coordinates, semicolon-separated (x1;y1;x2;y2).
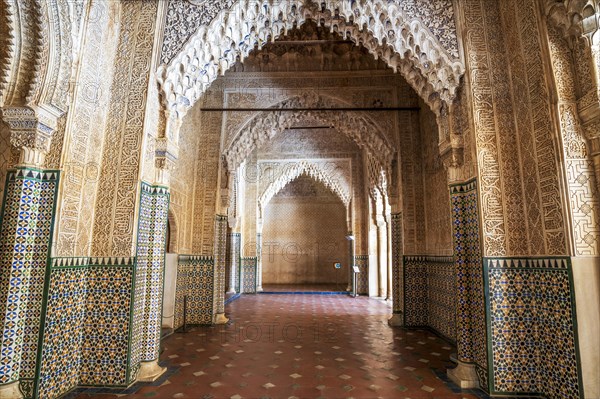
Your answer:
176;256;215;327
403;256;456;342
450;179;488;388
485;257;581;399
354;255;368;295
213;216;228;317
391;213;403;314
37;257;136;398
240;257;257;294
0;168;59;393
130;183;170;377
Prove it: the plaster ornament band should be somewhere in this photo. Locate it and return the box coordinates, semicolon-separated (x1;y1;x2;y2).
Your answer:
157;0;465;122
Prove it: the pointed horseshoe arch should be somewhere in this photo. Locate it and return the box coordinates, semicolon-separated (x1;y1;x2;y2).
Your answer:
258;160;351;218
157;0;465;119
223;92;394;172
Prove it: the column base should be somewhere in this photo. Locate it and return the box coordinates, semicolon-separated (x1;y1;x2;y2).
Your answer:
214;312;229;324
226;289;236;294
257;286;263;292
447;358;480;389
388;313;403;327
0;381;24;399
137;360;167;383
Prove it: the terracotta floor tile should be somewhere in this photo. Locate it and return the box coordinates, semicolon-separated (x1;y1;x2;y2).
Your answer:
76;294;487;399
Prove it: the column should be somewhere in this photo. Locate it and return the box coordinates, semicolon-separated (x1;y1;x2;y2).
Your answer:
135;73;178;382
133;183;170;382
446;179;483;389
226;232;238;294
376;218;388;298
256;231;263;292
0;106;60;399
388;213;404;326
346;233;355;292
212;215;229;324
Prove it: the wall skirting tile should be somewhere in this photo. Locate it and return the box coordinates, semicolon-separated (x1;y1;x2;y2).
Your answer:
483;257;582;399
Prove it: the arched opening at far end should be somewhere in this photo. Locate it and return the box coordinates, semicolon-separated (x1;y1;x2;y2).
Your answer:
261;175;349;292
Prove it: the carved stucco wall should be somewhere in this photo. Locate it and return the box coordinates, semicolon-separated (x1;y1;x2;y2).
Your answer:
169;105;201;254
460;0;569;258
190;89;224;254
91;0;160;257
420;102;452;256
189;64;413;255
400;110;425;255
547;22;600;256
53;0;121;257
499;0;567;256
158;0;464;123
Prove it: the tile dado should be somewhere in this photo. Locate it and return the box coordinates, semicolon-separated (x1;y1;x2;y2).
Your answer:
0;179;169;399
484;257;582;399
38;258;135;399
175;255;215;328
130;183;170;374
240;257;257;293
354;255;369;294
449;179;488;388
0;168;59;397
403;256;456;342
213;215;228;317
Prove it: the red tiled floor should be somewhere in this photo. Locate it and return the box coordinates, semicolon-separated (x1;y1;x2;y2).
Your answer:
261;284;347;292
77;295;480;399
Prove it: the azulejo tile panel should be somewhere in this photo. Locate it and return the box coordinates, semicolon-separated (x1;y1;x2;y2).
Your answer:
449;179;488;387
354;255;369;294
403;256;455;342
38;260;87;399
37;257;135;394
213;215;227;316
176;255;215;326
130;183;169;376
228;232;241;292
484;257;582;399
240;257;257;294
391;213;403;314
0;168;59;393
81;258;134;387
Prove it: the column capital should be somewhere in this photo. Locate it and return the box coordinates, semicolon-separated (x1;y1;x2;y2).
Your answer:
1;105;61;167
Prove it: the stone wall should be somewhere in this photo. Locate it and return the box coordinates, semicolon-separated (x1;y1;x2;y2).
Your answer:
262;177;348;285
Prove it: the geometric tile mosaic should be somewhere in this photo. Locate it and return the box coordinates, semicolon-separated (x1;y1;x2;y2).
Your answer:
213;215;228;318
36;257;135;398
227;232;241;293
403;256;456;343
81;260;135;388
175;255;215;327
131;183;169;377
240;257;257;294
0;168;59;398
38;264;87;399
391;213;403;314
354;255;368;295
450;179;488;388
484;257;582;399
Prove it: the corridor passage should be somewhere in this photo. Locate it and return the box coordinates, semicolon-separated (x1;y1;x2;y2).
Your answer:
77;295;481;399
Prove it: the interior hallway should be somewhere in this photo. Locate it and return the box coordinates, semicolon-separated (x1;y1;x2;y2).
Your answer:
74;295;484;399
